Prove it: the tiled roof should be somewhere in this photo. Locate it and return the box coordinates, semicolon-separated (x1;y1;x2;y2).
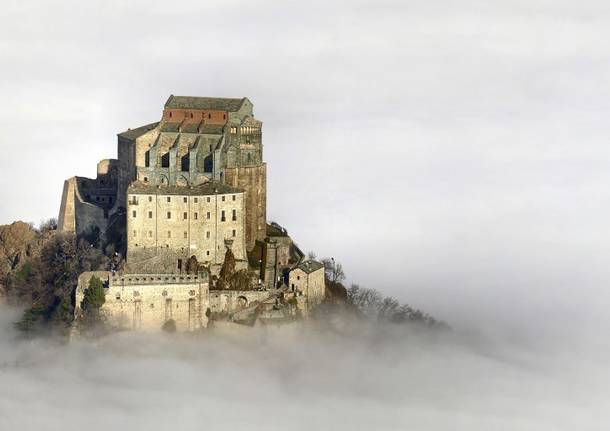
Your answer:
127;180;243;196
165;95;245;111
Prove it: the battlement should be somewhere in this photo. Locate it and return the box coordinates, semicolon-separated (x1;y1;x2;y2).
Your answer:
109;273;207;287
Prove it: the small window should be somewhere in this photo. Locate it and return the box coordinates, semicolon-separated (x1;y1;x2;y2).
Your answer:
167;197;171;203
297;276;300;280
194;197;198;203
206;231;210;239
167;231;171;238
148;211;153;219
232;229;236;237
167;211;171;219
206;250;210;256
144;177;148;182
148;196;152;202
183;212;187;220
169;111;173;118
223;114;226;120
221;210;226;222
206;212;210;219
232;195;236;201
232;209;237;221
184;231;188;239
148;230;153;237
183;197;187;203
222;196;225;202
132;210;137;218
194;212;198;220
208;113;211;119
206;197;210;203
190;112;193;118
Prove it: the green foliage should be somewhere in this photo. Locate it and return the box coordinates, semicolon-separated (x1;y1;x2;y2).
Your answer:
83;276;105;310
7;231;110;333
161;319;177;333
14;303;46;332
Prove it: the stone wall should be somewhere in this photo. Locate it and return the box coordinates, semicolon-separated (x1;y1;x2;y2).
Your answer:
289;266;326;312
75;272;210;332
224;163;267;251
126;188;247;269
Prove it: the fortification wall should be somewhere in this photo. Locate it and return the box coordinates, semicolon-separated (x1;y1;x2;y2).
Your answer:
75;272;210;332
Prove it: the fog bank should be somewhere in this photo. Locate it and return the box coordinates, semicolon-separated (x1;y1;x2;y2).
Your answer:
0;305;607;430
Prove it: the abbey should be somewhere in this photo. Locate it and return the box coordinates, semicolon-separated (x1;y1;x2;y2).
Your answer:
61;96;325;332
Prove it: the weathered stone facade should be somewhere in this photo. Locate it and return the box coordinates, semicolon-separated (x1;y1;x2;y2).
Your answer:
59;95;266;252
63;95;327;333
126;181;247;274
75;272;210;332
288;261;326;311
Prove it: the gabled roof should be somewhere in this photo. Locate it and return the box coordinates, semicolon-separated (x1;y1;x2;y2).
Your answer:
118;122;159;140
294;260;324;274
165;95;246;112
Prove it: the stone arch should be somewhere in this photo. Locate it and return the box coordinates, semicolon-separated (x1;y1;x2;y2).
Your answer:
158;175;169;185
176;175;189;187
236;296;248;309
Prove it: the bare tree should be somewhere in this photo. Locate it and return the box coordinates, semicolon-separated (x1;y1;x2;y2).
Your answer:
321;257;345;283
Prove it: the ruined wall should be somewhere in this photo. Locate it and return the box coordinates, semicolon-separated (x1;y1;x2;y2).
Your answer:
224;163;266;251
58;177;77;232
75;272;209;332
208;290;272;315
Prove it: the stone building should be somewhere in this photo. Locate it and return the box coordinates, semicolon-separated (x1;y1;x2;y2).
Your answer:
126;181;247;274
64;95;328;332
59;95;266;251
288;260;326;311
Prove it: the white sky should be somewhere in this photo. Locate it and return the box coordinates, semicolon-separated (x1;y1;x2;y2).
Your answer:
1;0;610;335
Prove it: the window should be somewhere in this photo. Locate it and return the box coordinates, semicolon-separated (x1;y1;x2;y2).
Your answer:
206;212;210;219
169;111;173;118
190;112;193;118
221;210;226;222
167;211;171;219
144;177;148;182
194;212;198;220
183;197;187;203
208;113;211;119
232;195;236;201
182;212;187;220
222;196;225;202
167;197;171;203
297;276;300;280
184;231;188;239
148;231;152;238
232;229;236;237
206;197;210;203
206;250;210;256
206;231;210;239
149;196;152;202
167;231;171;238
148;211;152;219
132;210;137;218
194;197;198;203
223;114;226;120
232;209;237;221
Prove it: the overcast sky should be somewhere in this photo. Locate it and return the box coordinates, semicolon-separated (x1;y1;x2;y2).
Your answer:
1;0;610;336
